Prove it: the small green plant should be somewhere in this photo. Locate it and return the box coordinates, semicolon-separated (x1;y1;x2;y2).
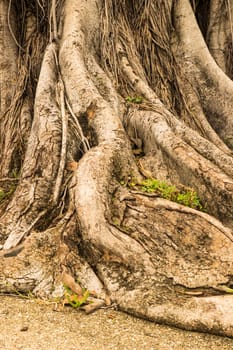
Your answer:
176;191;203;210
63;285;90;308
140;179;177;198
126;96;143;104
134;178;205;211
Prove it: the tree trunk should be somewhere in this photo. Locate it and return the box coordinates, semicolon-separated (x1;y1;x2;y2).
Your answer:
1;0;233;337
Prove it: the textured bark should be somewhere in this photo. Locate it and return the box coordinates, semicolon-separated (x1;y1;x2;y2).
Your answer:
1;0;233;338
206;0;233;77
173;0;233;147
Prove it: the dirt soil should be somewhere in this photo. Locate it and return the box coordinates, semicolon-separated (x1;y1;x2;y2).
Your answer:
1;295;233;350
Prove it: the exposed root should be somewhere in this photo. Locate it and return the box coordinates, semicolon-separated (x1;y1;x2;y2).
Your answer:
52;78;68;205
118;44;231;154
1;42;63;247
96;189;233;337
0;212;105;300
173;0;233;147
117;293;233;338
1;0;233;339
126;109;233;224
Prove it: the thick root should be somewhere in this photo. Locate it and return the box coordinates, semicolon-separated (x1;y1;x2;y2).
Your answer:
125;109;233;225
173;0;233;146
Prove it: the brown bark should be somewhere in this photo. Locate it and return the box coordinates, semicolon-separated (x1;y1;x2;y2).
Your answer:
1;0;233;338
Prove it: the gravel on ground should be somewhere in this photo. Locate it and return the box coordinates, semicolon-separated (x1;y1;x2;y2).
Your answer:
1;295;233;350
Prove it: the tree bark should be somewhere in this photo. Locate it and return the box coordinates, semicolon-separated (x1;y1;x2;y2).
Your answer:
1;0;233;338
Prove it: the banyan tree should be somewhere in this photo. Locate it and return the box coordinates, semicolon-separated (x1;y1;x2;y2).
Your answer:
1;0;233;337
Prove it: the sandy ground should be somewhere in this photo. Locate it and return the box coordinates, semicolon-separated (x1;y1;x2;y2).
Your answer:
1;295;233;350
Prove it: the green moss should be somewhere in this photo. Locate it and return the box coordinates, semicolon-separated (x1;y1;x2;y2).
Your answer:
132;178;205;212
126;96;143;104
175;191;203;210
141;179;177;198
